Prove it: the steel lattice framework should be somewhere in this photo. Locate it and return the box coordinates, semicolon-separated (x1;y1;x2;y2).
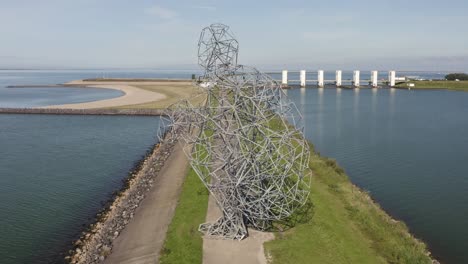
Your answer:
161;23;311;240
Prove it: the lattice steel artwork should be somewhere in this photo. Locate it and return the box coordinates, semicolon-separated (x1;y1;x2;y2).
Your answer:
160;23;311;240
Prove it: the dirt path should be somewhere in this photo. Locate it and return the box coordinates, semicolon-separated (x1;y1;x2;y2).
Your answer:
202;194;274;264
103;141;189;264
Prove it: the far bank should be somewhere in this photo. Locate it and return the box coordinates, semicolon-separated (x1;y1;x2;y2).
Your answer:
396;80;468;91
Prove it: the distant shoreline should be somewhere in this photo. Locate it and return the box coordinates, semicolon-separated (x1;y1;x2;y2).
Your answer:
395;80;468;91
0;108;167;116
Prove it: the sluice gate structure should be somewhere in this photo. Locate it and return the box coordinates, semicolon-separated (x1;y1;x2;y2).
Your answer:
278;70;403;88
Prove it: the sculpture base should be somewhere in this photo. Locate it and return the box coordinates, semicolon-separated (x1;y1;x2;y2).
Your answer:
199;215;248;240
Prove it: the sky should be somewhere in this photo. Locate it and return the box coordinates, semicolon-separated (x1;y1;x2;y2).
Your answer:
0;0;467;71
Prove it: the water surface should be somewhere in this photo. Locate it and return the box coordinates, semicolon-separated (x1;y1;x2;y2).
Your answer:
0;86;124;108
287;87;468;264
1;70;464;263
0;114;161;263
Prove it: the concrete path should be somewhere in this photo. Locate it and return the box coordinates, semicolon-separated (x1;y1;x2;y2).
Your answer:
202;195;274;264
203;89;274;264
104;141;189;264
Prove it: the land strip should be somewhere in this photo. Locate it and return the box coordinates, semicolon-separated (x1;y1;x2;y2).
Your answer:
160;139;436;264
67;138;190;264
82;78;191;82
396;80;468;91
4;79;196;110
39;80;199;109
114;84;205;109
103;140;190;264
44;83;167;109
0;108;166;116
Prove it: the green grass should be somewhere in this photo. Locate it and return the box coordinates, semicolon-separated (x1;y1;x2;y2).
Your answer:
396;80;468;91
159;141;432;264
159;168;209;264
158;95;432;264
264;146;432;264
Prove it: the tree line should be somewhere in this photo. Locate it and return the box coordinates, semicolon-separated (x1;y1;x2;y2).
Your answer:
445;73;468;81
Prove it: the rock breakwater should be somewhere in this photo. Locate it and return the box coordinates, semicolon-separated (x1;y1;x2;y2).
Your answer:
65;137;176;264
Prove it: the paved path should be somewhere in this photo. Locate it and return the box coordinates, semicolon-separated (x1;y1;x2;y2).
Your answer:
202;89;274;264
202;195;274;264
104;141;189;264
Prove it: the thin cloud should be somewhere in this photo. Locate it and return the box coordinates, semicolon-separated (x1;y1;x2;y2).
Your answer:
144;5;178;20
192;5;216;11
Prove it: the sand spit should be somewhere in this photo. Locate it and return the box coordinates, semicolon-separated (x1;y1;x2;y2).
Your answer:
0;108;166;116
42;80;179;109
42;84;165;109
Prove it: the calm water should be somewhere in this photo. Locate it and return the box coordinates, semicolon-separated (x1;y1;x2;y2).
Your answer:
0;70;187;263
0;86;125;108
0;115;161;263
1;70;465;263
287;87;468;264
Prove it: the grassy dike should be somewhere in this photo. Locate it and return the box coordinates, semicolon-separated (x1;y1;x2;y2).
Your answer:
264;143;431;264
396;80;468;91
159;141;432;264
150;85;431;263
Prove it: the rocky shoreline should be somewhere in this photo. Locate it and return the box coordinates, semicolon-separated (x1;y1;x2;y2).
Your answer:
65;135;176;264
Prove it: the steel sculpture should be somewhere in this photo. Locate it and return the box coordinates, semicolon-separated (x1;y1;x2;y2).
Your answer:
160;23;311;240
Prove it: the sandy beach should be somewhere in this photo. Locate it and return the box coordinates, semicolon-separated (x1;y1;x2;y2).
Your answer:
41;80;192;109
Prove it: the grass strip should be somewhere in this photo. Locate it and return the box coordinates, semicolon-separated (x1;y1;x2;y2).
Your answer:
159;167;209;264
396;80;468;91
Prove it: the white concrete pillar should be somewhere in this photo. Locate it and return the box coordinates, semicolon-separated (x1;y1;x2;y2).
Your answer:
388;71;396;87
317;70;324;87
300;70;306;87
335;70;342;87
353;70;360;87
282;70;288;85
371;71;378;87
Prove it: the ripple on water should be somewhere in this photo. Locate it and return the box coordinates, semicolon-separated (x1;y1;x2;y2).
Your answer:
290;87;468;264
0;114;161;264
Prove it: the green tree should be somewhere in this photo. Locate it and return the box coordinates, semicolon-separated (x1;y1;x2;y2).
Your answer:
445;73;468;81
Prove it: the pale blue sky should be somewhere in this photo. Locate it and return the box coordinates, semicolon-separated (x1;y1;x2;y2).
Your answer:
0;0;467;70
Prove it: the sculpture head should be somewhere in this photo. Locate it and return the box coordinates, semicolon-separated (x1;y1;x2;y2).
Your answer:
198;23;239;73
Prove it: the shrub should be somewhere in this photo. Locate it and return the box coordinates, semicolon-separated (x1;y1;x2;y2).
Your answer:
445;73;468;81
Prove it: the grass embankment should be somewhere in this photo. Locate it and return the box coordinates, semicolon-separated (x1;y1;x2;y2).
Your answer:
396;80;468;91
160;142;432;264
264;143;431;264
158;89;431;263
